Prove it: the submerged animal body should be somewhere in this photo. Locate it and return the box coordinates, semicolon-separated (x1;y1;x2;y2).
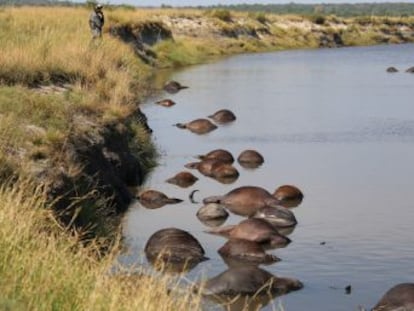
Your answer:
137;190;183;209
237;149;264;168
372;283;414;311
208;109;236;124
197;149;234;164
203;186;296;226
207;218;291;249
145;228;208;272
197;203;229;221
406;66;414;73
186;159;217;176
253;206;298;229
175;119;217;135
197;203;229;227
218;239;280;266
185;159;238;179
273;185;304;208
163;80;189;94
202;266;303;297
155;99;176;107
386;67;399;73
165;171;198;188
210;162;239;181
203;186;277;216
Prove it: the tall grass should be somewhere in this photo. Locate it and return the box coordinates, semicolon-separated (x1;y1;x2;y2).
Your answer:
0;6;158;244
0;180;202;310
0;6;151;122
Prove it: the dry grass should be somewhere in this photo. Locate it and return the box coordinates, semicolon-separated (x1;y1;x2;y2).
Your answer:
0;180;203;311
0;6;151;121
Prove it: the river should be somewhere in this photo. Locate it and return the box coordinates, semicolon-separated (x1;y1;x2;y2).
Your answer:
120;44;414;310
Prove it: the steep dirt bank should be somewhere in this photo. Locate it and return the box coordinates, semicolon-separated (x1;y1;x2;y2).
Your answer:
109;11;414;67
13;106;153;242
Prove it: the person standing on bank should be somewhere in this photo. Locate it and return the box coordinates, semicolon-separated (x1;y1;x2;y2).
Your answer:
89;4;104;39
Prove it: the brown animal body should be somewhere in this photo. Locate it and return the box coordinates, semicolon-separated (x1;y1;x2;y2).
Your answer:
202;266;303;297
203;186;295;226
145;228;208;272
237;149;264;168
163;80;188;94
210;162;239;180
137;190;183;209
207;218;291;249
197;149;234;164
372;283;414;311
156;99;176;107
208;109;236;124
218;239;280;266
273;185;304;207
165;171;198;188
175;119;217;135
185;159;238;179
185;159;220;176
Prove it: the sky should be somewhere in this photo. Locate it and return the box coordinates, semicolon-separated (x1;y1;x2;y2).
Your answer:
115;0;413;6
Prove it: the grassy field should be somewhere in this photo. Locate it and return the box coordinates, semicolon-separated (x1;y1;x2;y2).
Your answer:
0;5;413;310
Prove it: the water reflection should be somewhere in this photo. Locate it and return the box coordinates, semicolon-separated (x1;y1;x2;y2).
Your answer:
198;217;228;228
212;174;239;185
204;292;279;311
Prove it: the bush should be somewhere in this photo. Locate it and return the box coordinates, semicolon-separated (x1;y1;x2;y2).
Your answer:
312;15;326;25
248;11;267;24
210;9;232;22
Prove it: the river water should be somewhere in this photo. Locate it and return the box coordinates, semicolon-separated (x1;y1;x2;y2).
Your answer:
120;44;414;310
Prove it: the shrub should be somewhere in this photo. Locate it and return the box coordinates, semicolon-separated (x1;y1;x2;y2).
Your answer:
210;9;232;22
311;15;326;25
248;11;267;24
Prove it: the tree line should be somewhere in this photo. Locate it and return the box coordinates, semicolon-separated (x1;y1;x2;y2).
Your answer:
2;0;414;17
197;3;414;17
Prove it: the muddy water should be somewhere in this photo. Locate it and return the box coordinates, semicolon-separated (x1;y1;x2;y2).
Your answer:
120;44;414;310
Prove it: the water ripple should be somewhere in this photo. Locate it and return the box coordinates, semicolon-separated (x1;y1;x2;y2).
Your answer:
218;119;414;144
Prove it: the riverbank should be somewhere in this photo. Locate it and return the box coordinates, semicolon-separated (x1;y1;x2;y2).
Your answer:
110;8;414;67
2;6;413;238
1;5;414;310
